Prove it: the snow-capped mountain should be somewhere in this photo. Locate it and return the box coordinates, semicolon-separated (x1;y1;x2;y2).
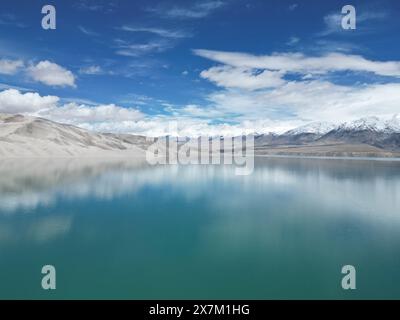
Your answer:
318;116;400;151
386;114;400;131
337;116;400;133
285;121;337;136
386;114;400;132
1;113;399;157
255;115;400;152
283;116;400;137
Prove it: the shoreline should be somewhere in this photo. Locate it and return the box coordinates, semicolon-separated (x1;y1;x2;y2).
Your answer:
1;153;400;162
254;154;400;161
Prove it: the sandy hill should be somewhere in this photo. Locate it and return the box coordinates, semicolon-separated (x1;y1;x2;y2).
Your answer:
0;113;148;157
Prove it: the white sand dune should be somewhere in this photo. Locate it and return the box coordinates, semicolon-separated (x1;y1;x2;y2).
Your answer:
0;113;149;158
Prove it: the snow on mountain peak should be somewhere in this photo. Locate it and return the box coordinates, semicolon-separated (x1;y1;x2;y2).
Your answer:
283;115;400;137
285;121;336;136
387;114;400;132
339;116;400;133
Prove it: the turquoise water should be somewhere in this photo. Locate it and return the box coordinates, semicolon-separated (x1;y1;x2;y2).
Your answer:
0;157;400;299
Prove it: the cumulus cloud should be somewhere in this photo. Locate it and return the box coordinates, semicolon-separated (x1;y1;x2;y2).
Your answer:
2;45;400;137
0;89;282;136
0;89;59;113
205;80;400;124
76;116;278;137
0;59;24;75
27;61;76;87
191;49;400;130
38;103;144;125
165;104;227;119
0;89;145;132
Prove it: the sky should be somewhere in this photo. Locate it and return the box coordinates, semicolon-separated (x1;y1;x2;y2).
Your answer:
0;0;399;136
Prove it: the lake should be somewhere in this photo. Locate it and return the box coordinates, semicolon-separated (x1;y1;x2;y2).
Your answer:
0;157;399;299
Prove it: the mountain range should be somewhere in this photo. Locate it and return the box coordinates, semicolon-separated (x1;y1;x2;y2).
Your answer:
0;113;400;158
255;115;400;156
255;115;400;157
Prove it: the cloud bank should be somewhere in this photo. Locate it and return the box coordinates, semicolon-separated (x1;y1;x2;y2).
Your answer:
1;49;400;137
0;89;144;129
191;49;400;130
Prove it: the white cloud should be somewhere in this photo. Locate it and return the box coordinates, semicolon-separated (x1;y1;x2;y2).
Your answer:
0;89;278;136
75;0;117;13
321;10;387;35
289;4;298;11
79;116;274;137
3;41;400;137
78;26;99;36
190;49;400;131
286;36;300;46
165;104;226;119
79;65;103;75
0;13;26;28
148;1;225;19
194;49;400;77
119;26;190;38
38;103;144;125
0;59;24;75
0;89;59;113
322;13;342;35
27;61;76;87
115;39;172;57
200;65;285;90
0;89;145;132
114;26;188;56
0;83;31;91
204;80;400;125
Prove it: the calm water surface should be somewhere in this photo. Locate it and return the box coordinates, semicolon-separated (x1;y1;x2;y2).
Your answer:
0;157;399;299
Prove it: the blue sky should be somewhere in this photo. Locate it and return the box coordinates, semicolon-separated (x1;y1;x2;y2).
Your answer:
0;0;399;136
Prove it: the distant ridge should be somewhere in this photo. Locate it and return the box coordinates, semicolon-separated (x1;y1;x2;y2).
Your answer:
1;113;400;158
254;116;400;158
